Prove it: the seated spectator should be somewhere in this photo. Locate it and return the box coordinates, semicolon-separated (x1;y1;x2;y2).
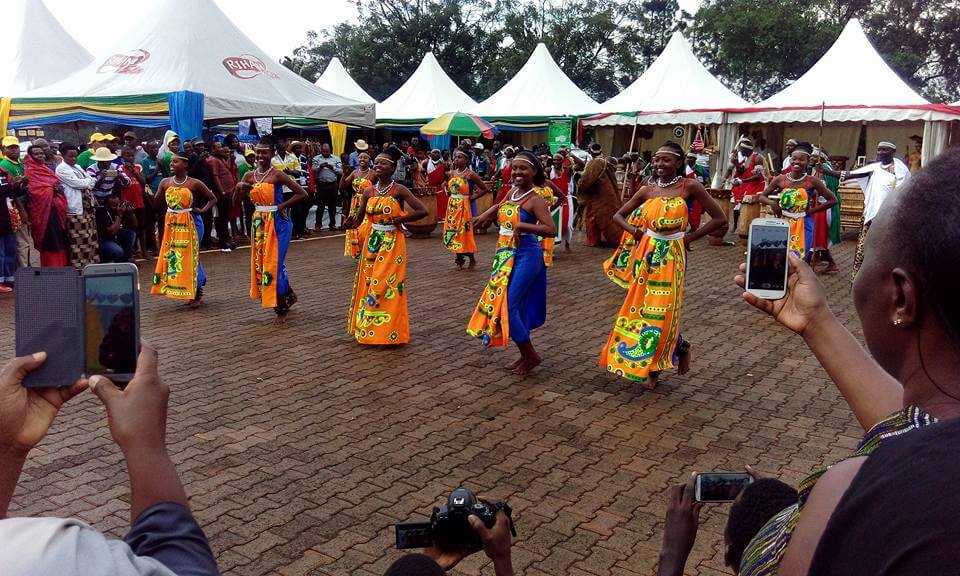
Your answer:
0;347;220;576
385;509;514;576
698;145;960;576
96;195;137;263
657;473;799;576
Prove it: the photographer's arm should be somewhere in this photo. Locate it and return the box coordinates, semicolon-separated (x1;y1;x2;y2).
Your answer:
0;353;87;518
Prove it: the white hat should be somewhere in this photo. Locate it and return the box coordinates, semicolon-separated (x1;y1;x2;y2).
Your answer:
90;147;118;162
354;139;369;151
473;142;484;150
877;141;897;151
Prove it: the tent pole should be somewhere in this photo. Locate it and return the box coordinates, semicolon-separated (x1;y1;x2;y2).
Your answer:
621;113;641;202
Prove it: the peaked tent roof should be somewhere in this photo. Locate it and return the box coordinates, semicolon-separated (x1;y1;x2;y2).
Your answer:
1;0;93;95
729;19;953;123
376;52;476;125
585;32;750;126
15;0;373;127
471;43;599;120
315;57;377;104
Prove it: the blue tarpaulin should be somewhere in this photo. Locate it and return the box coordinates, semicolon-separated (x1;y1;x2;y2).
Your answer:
168;91;204;141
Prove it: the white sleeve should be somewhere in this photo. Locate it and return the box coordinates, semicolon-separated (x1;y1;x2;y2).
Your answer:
56;163;96;189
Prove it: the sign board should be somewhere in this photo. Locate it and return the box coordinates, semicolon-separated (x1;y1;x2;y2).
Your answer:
548;119;572;154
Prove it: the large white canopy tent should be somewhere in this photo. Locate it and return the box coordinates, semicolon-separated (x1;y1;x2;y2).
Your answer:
1;0;93;95
376;52;476;129
582;31;750;168
11;0;374;133
471;43;599;131
315;57;377;104
725;19;959;170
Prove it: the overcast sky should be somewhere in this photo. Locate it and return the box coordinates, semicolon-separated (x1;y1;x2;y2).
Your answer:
46;0;701;61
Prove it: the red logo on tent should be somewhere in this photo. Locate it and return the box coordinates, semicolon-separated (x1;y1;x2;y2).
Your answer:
222;54;278;80
97;49;150;74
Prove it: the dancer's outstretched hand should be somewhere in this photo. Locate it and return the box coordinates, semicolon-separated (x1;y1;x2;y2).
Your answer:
734;253;831;336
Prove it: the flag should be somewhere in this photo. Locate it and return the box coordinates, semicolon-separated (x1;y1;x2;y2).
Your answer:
691;128;705;152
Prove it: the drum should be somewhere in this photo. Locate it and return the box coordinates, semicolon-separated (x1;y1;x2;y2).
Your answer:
839;183;864;233
738;196;762;238
707;188;732;246
407;186;438;238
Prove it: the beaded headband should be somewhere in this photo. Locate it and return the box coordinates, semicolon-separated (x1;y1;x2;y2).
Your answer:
655;148;683;158
375;153;396;165
512;156;535;167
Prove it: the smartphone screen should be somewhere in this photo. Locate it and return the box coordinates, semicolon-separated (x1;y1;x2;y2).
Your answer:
696;472;753;502
747;223;789;292
84;273;137;378
395;522;434;549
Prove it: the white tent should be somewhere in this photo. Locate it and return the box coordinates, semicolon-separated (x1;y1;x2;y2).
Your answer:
376;52;476;125
471;43;599;120
726;19;960;168
729;20;942;124
1;0;93;95
315;57;377;104
585;31;750;126
16;0;373;126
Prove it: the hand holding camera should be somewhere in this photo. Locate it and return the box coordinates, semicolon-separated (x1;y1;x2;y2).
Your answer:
396;488;516;574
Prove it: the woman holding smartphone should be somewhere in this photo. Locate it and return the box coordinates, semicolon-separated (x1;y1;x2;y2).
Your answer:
757;142;836;258
599;141;726;389
467;151;556;375
151;153;215;307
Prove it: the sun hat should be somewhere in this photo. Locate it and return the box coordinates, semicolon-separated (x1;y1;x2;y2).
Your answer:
354;139;369;151
90;147;118;162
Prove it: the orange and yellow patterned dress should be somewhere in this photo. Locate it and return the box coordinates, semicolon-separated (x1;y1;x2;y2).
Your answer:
602;205;645;289
466;199;521;347
347;188;410;345
344;176;373;258
249;181;293;308
599;195;688;381
778;180;810;256
151;185;205;300
442;174;477;254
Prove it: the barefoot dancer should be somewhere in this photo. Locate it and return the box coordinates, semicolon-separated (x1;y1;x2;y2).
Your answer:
237;141;308;317
468;151;557;376
343;146;427;345
442;149;489;269
151;153;215;307
340;151;375;259
599;141;727;389
757;142;836;258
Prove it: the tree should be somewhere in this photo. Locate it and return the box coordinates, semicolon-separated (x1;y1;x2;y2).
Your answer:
690;0;960;102
282;0;685;104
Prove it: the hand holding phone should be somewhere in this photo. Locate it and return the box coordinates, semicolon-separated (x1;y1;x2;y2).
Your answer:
695;472;753;502
745;218;790;300
105;169;118;178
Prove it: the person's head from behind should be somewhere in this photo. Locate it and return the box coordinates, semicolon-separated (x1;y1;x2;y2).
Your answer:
384;554;445;576
588;142;602;157
723;478;798;570
853;145;960;405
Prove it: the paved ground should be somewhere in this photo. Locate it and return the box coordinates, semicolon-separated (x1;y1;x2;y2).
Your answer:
0;226;865;576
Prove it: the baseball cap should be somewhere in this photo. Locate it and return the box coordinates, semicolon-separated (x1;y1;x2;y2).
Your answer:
473;143;484;150
2;136;20;147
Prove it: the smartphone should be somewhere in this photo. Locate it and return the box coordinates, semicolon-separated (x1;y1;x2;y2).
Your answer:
105;169;118;177
15;268;84;388
745;218;790;300
83;263;140;384
695;472;753;503
395;522;434;549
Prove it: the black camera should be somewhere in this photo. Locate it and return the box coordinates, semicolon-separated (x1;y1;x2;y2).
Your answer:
395;488;516;553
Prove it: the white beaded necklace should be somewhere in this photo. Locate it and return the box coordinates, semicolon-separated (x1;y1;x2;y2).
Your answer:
787;171;807;183
254;166;273;184
508;186;533;203
655;175;682;188
375;179;394;196
172;174;188;186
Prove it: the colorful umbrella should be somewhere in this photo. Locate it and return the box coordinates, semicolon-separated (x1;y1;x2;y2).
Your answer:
420;112;497;139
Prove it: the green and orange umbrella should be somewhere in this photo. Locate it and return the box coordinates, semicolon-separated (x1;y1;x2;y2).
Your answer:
420;112;497;139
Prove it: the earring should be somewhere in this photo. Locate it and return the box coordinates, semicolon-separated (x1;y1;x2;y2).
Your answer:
893;317;903;326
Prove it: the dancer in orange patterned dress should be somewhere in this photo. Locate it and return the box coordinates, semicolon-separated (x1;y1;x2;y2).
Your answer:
442;149;489;269
599;141;726;389
236;141;309;318
344;146;427;345
150;153;215;307
340;152;375;259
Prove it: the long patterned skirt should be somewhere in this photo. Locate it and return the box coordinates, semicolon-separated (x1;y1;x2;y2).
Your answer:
67;213;101;269
349;226;410;345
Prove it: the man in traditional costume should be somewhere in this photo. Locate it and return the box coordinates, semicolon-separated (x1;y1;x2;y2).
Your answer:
577;143;621;248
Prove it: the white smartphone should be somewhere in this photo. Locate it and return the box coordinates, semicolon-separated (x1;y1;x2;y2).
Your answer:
745;218;790;300
695;472;754;502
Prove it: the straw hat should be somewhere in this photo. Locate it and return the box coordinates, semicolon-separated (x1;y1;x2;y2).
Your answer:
354;139;369;151
90;147;118;162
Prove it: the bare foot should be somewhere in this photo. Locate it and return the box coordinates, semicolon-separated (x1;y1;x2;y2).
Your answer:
677;344;692;376
642;372;659;390
468;257;476;269
512;354;542;376
505;357;524;371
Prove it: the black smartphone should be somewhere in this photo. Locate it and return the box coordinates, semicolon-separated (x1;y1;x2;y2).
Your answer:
15;268;84;388
695;472;753;503
83;263;140;385
745;218;791;300
395;522;434;549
